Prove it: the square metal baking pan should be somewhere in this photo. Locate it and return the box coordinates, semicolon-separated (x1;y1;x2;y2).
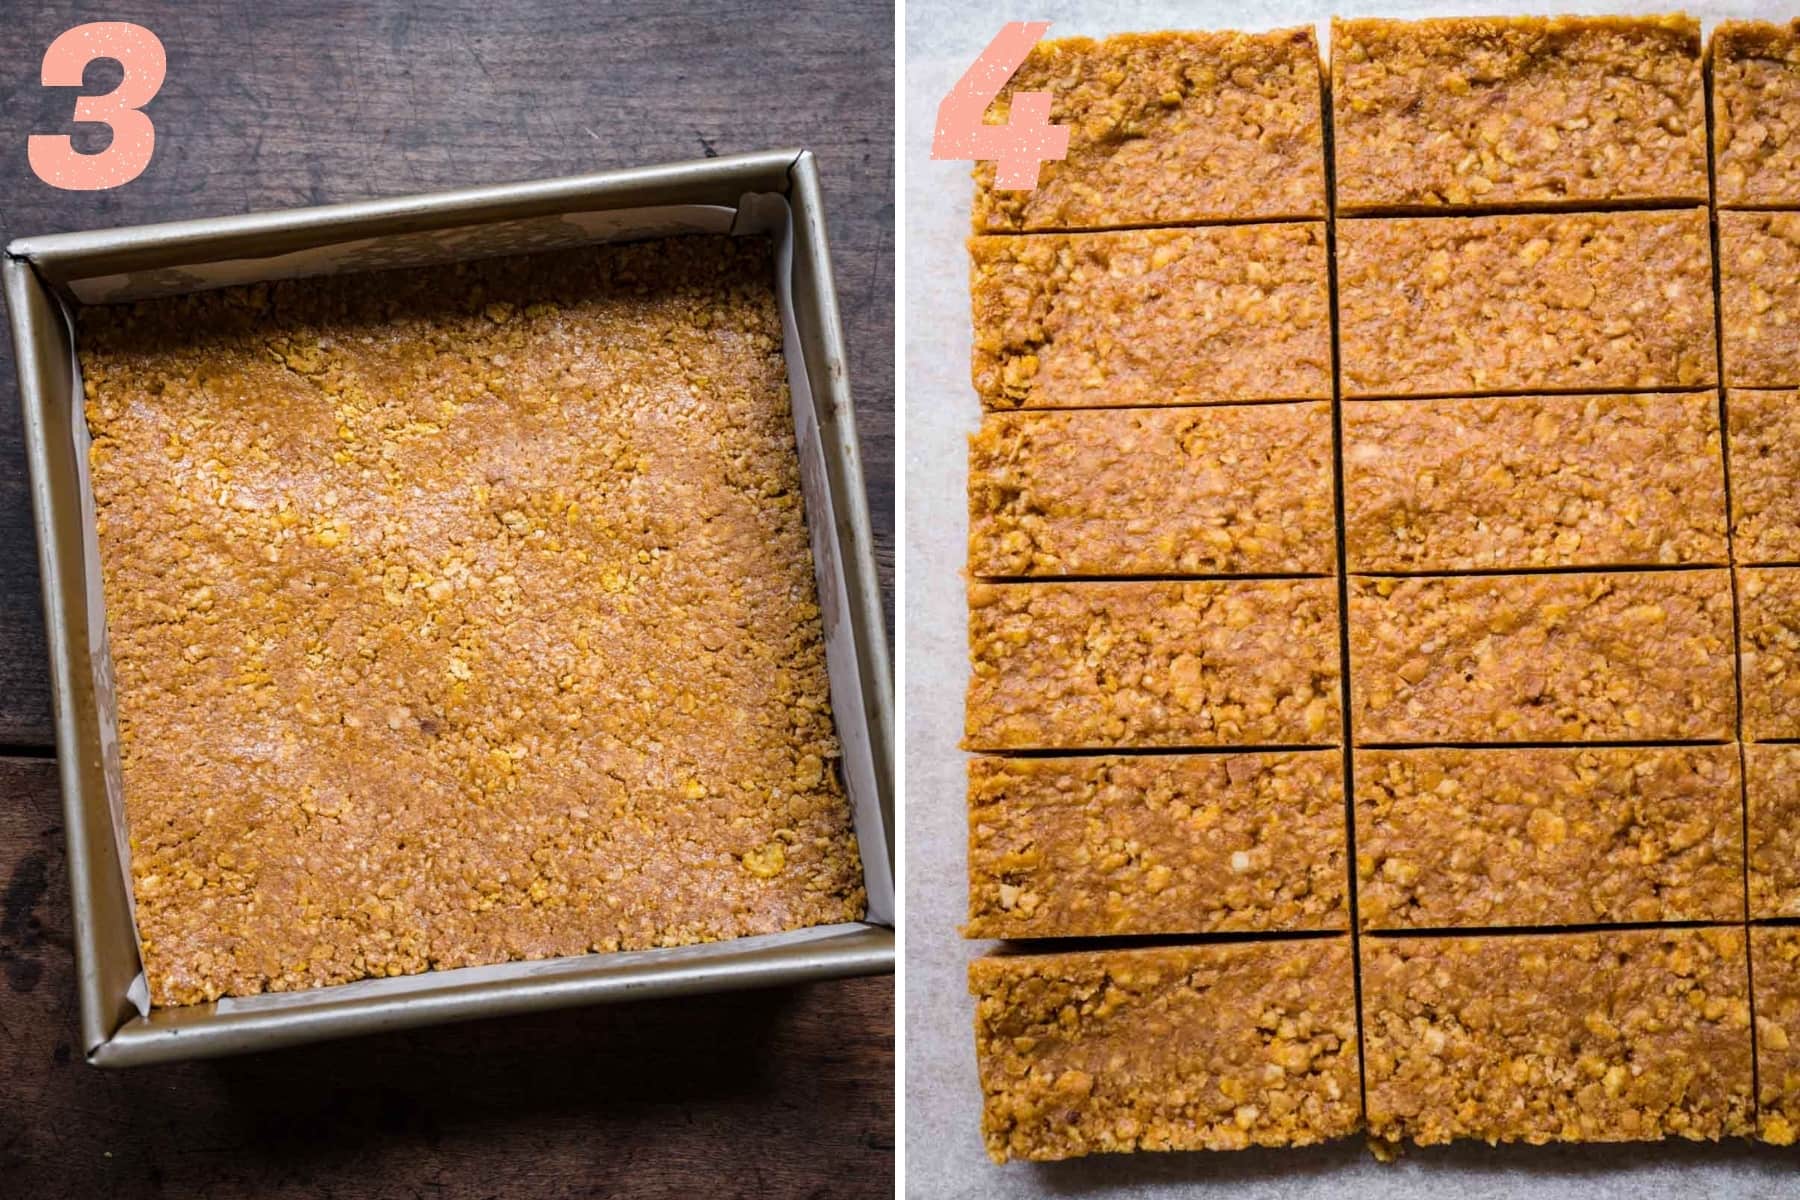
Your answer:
4;148;894;1066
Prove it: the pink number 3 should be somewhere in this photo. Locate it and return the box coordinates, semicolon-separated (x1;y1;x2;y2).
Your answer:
29;22;166;191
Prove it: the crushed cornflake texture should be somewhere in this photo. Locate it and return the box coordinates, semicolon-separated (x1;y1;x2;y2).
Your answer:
1727;389;1800;563
1737;567;1800;739
970;940;1360;1162
1342;392;1726;572
1337;209;1716;397
964;579;1341;751
965;751;1347;939
1753;926;1800;1146
972;28;1326;232
1363;928;1755;1146
1747;744;1800;919
1713;19;1800;207
1348;570;1736;744
968;404;1335;577
1355;746;1743;930
1720;210;1800;388
81;237;865;1007
969;225;1332;409
1331;15;1706;212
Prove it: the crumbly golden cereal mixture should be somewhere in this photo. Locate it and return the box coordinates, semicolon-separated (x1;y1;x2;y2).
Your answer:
1714;20;1800;207
1720;210;1800;388
972;28;1326;232
1754;926;1800;1145
1747;744;1800;919
966;751;1347;939
1727;389;1800;564
1348;571;1736;744
81;237;864;1006
965;579;1340;751
968;404;1335;577
1337;209;1716;397
1333;16;1706;212
1363;928;1755;1145
1738;567;1800;740
970;225;1332;409
1342;393;1726;571
970;940;1360;1162
1355;746;1743;930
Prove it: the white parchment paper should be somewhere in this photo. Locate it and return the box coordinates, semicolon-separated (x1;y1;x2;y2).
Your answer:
904;3;1799;1195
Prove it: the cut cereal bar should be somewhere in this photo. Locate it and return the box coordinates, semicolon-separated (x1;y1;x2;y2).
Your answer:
1348;571;1736;744
970;225;1332;410
970;940;1360;1162
973;28;1326;232
1754;926;1800;1146
1747;744;1800;919
966;751;1347;939
1337;209;1715;397
1720;211;1800;388
1363;929;1755;1145
968;404;1335;577
1713;20;1800;207
1332;15;1706;212
965;579;1341;751
1342;392;1726;571
1739;567;1800;739
1355;745;1743;930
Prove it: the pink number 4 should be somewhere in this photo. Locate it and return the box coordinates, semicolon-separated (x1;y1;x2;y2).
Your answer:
931;21;1069;190
29;22;166;191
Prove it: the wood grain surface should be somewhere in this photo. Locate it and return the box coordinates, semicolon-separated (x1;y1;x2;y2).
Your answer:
0;2;894;1196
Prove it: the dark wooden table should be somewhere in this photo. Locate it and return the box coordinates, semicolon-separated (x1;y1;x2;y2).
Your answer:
0;4;894;1196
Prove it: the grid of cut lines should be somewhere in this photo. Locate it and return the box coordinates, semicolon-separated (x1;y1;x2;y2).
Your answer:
963;20;1800;1149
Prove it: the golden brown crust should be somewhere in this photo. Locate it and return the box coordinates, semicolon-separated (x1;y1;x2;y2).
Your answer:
1363;929;1755;1145
1355;746;1743;930
965;580;1340;751
1337;209;1716;397
81;238;864;1007
969;225;1332;409
972;28;1326;232
1333;16;1706;212
969;940;1359;1162
968;404;1335;577
1753;926;1800;1146
1348;571;1736;744
966;752;1347;939
1726;388;1800;563
1713;20;1800;207
1738;567;1800;740
1342;393;1726;571
1747;745;1800;919
1720;211;1800;388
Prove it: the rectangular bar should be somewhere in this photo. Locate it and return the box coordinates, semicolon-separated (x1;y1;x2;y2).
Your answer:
1727;388;1800;564
1342;393;1726;571
1348;570;1736;743
966;751;1347;939
1747;744;1800;919
1355;745;1743;930
970;225;1332;410
1720;211;1800;388
1753;926;1800;1146
970;940;1360;1162
1337;209;1716;398
1332;16;1706;212
1740;567;1800;740
1713;20;1800;207
972;28;1326;233
965;579;1340;750
968;404;1336;578
1363;928;1755;1145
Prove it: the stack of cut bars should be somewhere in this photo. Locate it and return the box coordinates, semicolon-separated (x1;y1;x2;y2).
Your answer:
962;16;1800;1163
